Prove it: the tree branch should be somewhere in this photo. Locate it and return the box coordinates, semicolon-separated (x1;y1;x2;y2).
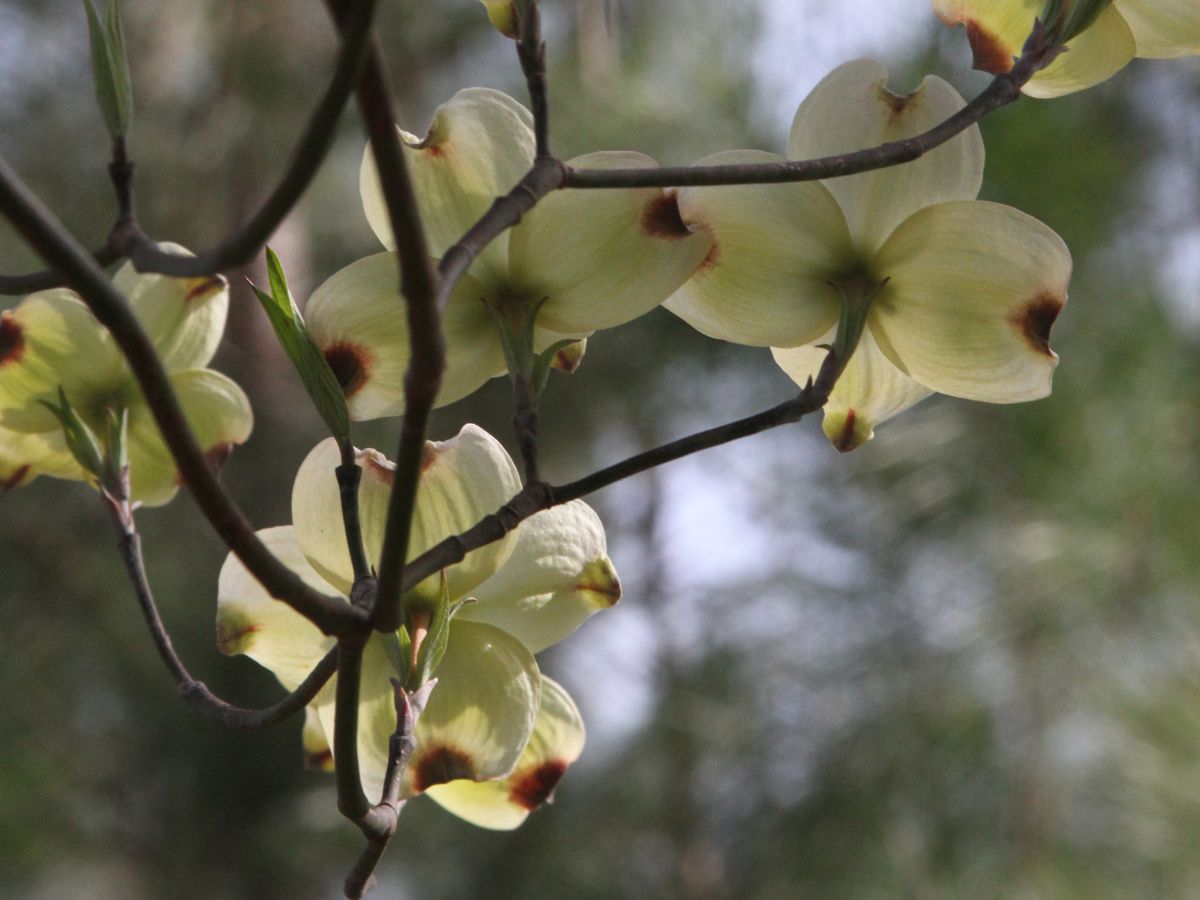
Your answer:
113;0;379;277
103;484;337;729
400;349;844;593
0;152;366;637
517;1;550;159
320;0;445;637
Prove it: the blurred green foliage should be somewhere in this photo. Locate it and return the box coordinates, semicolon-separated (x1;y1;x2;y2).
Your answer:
3;1;1200;898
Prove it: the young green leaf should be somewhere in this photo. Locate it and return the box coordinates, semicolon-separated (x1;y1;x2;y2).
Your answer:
250;248;350;441
39;387;104;481
83;0;133;138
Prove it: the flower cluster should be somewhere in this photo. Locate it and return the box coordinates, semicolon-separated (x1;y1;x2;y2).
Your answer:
217;426;620;828
0;250;251;504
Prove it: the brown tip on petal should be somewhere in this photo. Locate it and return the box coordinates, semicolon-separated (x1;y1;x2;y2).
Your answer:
206;442;235;474
1;465;31;492
641;192;691;239
876;84;918;116
412;744;475;792
323;342;373;398
1012;293;1064;357
834;410;859;453
215;620;262;655
420;442;439;473
304;748;334;772
361;450;396;486
965;20;1015;74
184;274;227;303
0;313;25;366
699;240;721;272
509;760;569;811
578;558;622;608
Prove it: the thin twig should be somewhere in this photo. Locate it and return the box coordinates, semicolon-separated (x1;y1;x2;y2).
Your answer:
334;641;372;823
111;0;379;277
517;1;550;158
104;489;337;729
400;349;844;593
337;439;372;584
0;153;366;637
512;372;540;483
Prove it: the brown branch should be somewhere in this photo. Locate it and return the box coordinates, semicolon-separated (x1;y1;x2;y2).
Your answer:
337;439;372;584
400;348;844;593
517;1;550;158
103;488;337;729
110;0;379;277
320;0;445;636
0;152;365;637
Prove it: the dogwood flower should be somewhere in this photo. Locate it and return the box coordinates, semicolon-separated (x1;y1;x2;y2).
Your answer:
665;59;1072;451
216;425;620;829
305;87;712;420
934;0;1200;97
0;250;252;503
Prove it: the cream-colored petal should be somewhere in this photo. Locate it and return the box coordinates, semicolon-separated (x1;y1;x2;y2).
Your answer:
124;368;253;508
871;200;1071;403
291;426;521;600
0;292;125;432
402;621;541;796
1117;0;1200;58
305;252;505;421
665;150;848;347
313;635;402;801
0;425;84;489
787;59;985;256
1026;5;1135;98
933;0;1136;97
772;327;932;452
425;675;584;830
361;88;534;288
507;151;713;334
302;705;335;772
933;0;1042;74
114;246;229;371
216;525;339;690
459;500;620;653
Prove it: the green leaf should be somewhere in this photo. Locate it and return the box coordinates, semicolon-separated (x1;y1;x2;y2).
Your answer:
39;387;104;481
530;339;579;397
102;405;129;493
250;248;350;441
1040;0;1115;43
409;573;451;690
83;0;133;138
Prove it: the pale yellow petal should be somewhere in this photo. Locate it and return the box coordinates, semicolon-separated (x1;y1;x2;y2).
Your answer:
460;500;621;653
1026;5;1135;98
871;200;1071;403
772;328;932;452
302;705;335;772
114;245;229;371
216;525;339;690
402;621;541;795
125;368;253;507
304;252;505;421
0;292;124;432
361;88;534;288
425;675;585;830
291;426;521;600
507;151;712;334
665;150;847;347
1117;0;1200;58
787;58;985;255
0;425;83;489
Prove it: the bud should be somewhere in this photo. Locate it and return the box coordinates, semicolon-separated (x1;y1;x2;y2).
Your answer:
478;0;533;40
39;387;104;483
83;0;134;138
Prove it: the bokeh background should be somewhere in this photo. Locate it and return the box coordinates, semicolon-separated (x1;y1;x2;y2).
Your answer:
3;0;1200;897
